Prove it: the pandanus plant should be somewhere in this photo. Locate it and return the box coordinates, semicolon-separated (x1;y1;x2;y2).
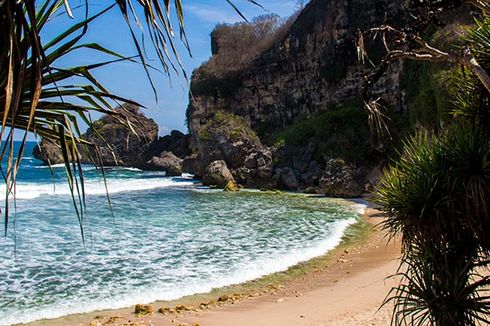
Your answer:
376;16;490;326
0;0;261;236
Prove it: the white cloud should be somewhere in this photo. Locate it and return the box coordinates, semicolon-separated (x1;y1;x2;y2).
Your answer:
185;5;242;24
185;1;299;25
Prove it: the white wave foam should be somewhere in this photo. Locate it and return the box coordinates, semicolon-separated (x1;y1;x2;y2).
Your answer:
352;203;367;215
33;163;66;169
0;218;356;325
119;167;142;172
0;177;197;200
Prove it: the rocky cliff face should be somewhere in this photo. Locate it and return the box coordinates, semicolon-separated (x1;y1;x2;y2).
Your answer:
189;0;408;135
187;0;409;196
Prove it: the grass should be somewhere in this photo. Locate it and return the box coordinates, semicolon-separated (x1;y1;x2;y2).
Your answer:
199;111;260;144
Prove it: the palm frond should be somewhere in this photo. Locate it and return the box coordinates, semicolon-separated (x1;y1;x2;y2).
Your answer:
0;0;262;237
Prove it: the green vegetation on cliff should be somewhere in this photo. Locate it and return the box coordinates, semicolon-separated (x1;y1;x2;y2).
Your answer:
199;111;259;144
272;99;376;163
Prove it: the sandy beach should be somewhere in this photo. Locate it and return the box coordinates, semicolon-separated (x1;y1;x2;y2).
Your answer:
24;206;402;326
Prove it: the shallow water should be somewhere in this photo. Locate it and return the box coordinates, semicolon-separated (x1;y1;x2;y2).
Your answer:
0;142;364;325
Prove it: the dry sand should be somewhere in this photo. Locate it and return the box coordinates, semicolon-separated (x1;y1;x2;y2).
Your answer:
25;207;402;326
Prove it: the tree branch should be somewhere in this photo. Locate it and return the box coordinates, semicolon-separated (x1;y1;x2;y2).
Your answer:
365;25;490;93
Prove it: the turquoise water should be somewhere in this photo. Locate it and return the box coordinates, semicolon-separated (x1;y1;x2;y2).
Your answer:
0;142;365;325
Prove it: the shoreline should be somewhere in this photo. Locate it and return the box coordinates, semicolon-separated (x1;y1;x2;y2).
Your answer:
23;203;401;326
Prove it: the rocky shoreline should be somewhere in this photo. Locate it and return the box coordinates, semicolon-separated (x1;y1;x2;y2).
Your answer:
34;105;378;197
34;0;410;197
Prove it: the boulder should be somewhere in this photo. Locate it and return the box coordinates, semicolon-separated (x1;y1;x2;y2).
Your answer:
280;167;299;190
224;180;240;192
32;140;64;165
145;151;183;176
135;304;153;315
319;158;364;197
202;160;235;187
82;104;158;166
145;130;190;159
190;111;274;187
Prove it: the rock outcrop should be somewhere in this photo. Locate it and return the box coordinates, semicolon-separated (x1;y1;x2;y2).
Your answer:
202;160;235;187
145;151;183;176
145;130;190;159
82;104;158;166
319;158;364;197
32;140;64;165
192;111;275;188
186;0;410;192
34;104;191;175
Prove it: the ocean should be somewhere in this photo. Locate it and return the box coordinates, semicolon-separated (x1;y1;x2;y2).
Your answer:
0;141;365;325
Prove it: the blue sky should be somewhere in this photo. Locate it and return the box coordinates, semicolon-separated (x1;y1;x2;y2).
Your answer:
41;0;299;137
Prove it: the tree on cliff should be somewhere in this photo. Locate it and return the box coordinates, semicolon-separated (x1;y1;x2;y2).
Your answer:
361;1;490;324
0;0;260;234
358;0;490;134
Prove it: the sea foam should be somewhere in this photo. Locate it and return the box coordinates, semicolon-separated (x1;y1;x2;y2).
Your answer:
0;216;356;326
0;176;197;200
0;171;363;326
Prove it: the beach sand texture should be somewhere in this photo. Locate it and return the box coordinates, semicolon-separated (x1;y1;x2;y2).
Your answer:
175;209;401;326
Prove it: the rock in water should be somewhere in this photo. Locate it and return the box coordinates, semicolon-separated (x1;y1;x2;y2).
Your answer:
83;103;158;166
33;103;192;170
32;104;161;167
145;151;183;176
182;154;200;175
202;160;235;187
146;130;190;159
32;140;64;165
188;111;275;188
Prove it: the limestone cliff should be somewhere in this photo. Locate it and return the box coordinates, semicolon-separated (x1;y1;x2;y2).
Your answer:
187;0;410;195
